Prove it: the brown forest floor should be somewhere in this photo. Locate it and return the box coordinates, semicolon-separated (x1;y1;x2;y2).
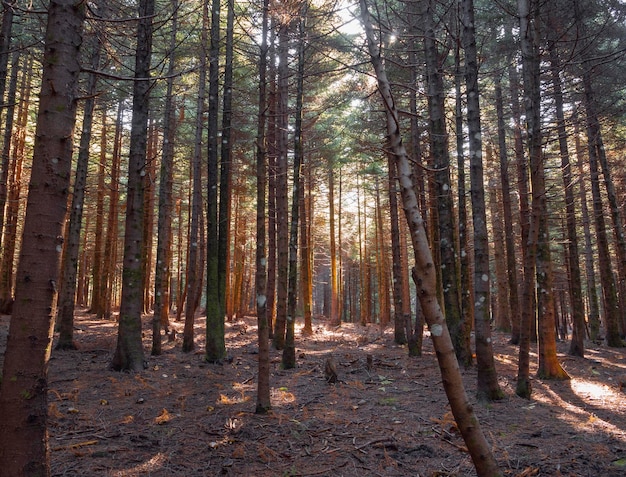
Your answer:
1;311;626;477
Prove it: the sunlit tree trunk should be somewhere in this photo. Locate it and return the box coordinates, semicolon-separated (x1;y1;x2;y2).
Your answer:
0;48;18;263
359;3;501;473
112;0;156;371
0;3;85;473
57;43;100;350
0;50;22;313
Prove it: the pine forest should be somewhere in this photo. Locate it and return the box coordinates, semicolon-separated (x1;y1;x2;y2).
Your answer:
1;0;626;475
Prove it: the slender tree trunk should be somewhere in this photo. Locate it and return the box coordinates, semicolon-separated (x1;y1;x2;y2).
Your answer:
574;113;601;340
206;0;225;362
255;0;271;413
359;3;501;473
57;43;100;350
0;3;85;474
102;101;123;320
454;34;474;362
388;153;407;345
90;110;107;316
183;0;206;353
153;0;179;355
0;48;18;260
300;162;313;335
0;50;21;313
112;0;156;371
494;75;520;340
283;7;306;370
423;0;467;366
462;0;504;400
142;121;157;314
273;17;290;349
547;29;585;357
328;163;340;326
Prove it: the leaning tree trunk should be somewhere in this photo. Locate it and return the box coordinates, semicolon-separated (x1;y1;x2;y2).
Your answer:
112;0;155;372
0;2;85;475
359;2;501;475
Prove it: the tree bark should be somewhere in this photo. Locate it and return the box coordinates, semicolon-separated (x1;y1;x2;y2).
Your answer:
423;0;468;366
206;0;226;362
255;0;271;413
112;0;156;371
462;0;504;400
0;2;85;474
359;2;501;474
154;0;179;355
56;41;100;350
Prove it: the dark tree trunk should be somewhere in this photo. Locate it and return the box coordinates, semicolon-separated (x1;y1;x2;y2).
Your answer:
423;0;468;366
154;0;179;355
255;0;271;413
112;0;156;372
206;0;226;362
0;2;85;474
461;0;503;400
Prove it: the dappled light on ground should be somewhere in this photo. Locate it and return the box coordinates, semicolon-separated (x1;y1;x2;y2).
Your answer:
1;311;625;476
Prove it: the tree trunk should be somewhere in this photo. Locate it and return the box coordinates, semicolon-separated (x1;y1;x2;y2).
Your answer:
90;110;108;317
206;0;225;362
328;163;340;326
218;0;234;323
272;16;290;350
423;0;468;366
0;48;18;260
283;8;306;369
462;0;504;400
0;51;24;313
112;0;156;371
454;35;474;362
546;27;585;357
255;0;271;413
56;42;100;350
154;0;179;355
494;75;520;340
0;3;85;474
359;2;501;474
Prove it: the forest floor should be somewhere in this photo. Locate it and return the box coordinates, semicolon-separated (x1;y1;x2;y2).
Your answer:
1;311;626;477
